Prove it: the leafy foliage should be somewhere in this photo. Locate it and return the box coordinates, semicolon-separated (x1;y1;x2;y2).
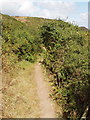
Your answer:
41;21;89;119
1;14;42;63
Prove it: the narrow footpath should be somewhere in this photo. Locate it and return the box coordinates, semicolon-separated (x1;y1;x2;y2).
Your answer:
34;62;55;118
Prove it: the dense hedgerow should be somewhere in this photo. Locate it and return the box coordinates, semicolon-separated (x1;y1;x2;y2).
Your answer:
41;21;90;119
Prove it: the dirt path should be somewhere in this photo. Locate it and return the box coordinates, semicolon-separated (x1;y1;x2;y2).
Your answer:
34;62;55;118
3;61;56;118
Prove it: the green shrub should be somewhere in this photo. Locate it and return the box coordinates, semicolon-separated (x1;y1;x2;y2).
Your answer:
41;21;89;119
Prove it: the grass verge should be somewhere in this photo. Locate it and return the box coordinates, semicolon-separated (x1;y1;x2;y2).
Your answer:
2;61;40;118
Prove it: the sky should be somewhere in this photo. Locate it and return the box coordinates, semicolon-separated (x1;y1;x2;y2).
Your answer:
0;0;89;28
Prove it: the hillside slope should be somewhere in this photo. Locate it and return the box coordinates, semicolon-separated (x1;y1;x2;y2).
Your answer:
13;15;89;119
1;14;89;119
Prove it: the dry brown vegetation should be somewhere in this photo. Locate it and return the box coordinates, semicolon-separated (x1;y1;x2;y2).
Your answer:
2;61;40;118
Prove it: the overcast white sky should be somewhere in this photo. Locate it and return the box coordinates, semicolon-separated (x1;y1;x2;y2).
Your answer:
0;0;89;28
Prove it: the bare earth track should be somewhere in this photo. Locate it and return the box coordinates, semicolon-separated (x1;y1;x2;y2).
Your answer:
34;62;55;118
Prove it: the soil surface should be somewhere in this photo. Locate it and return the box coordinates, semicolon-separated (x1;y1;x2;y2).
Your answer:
34;62;55;118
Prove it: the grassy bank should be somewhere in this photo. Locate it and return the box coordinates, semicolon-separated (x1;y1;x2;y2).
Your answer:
3;61;40;118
